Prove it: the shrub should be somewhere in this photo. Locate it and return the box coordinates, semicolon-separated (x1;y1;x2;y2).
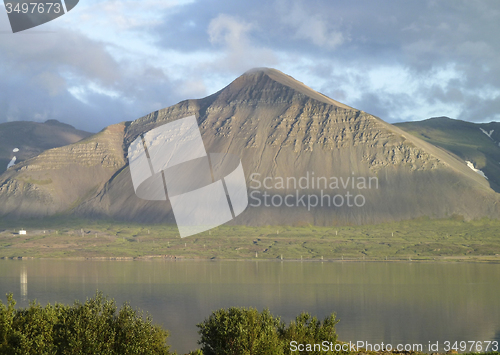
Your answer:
197;307;339;355
197;307;284;355
0;292;171;355
279;312;339;354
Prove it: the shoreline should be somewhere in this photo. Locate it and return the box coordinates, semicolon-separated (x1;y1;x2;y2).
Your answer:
2;254;500;263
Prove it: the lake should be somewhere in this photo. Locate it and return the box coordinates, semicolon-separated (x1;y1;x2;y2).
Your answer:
0;259;499;354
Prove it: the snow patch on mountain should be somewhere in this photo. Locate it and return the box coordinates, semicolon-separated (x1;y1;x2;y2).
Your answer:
480;127;494;139
6;148;19;169
6;157;16;169
466;161;488;179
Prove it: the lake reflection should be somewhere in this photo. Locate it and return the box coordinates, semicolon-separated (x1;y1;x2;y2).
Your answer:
0;260;499;354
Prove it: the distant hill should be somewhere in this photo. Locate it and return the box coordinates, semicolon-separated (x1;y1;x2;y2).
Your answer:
0;69;498;224
0;120;92;174
396;117;500;192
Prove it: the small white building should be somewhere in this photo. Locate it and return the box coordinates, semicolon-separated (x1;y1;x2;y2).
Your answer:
19;230;26;235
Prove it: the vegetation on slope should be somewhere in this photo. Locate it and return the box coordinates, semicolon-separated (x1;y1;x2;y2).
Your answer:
396;117;500;192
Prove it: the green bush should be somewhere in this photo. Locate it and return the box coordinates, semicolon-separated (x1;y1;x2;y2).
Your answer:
196;307;338;355
280;312;339;354
0;292;171;355
197;307;284;355
2;294;339;355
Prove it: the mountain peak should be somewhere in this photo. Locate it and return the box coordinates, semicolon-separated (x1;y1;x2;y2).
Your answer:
44;119;76;129
243;67;277;75
213;67;353;110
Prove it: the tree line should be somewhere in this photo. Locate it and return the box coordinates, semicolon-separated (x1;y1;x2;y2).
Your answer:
0;292;338;355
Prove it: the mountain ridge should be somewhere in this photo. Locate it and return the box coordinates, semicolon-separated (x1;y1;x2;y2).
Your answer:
0;120;92;175
0;69;498;224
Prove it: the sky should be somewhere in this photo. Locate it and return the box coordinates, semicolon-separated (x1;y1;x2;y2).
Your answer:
0;0;499;132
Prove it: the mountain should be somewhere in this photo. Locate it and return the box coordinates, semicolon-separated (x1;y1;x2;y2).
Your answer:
0;68;498;225
396;117;500;192
0;122;124;217
0;120;92;175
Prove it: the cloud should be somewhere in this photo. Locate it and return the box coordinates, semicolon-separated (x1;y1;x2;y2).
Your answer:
207;14;277;74
1;0;500;133
208;14;253;46
78;0;195;31
277;0;346;49
0;41;177;132
33;72;67;97
0;8;183;131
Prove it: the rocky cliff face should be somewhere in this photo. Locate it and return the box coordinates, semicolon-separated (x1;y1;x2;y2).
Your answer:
0;68;498;224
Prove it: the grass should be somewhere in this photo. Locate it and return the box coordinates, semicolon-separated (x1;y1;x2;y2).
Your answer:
396;118;500;191
1;216;500;261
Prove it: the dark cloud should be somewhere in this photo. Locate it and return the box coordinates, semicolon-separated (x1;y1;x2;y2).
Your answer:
0;17;182;131
458;94;500;123
152;0;500;122
0;0;499;131
153;1;277;52
427;82;465;105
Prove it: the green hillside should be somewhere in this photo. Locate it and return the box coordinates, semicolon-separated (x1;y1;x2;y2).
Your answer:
396;117;500;192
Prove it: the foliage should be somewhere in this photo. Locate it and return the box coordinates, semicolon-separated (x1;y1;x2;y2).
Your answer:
279;312;338;355
197;307;339;355
197;307;284;355
0;292;171;355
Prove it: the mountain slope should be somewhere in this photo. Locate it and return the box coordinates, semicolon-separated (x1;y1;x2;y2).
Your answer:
78;68;499;225
396;117;500;192
0;123;125;217
0;120;92;175
0;69;498;224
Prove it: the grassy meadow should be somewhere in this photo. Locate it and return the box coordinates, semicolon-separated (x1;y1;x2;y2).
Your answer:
0;216;500;261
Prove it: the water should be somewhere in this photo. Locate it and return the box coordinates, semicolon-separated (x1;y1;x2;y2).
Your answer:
0;259;499;354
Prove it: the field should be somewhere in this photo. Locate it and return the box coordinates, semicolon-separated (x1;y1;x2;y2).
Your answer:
1;216;500;261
